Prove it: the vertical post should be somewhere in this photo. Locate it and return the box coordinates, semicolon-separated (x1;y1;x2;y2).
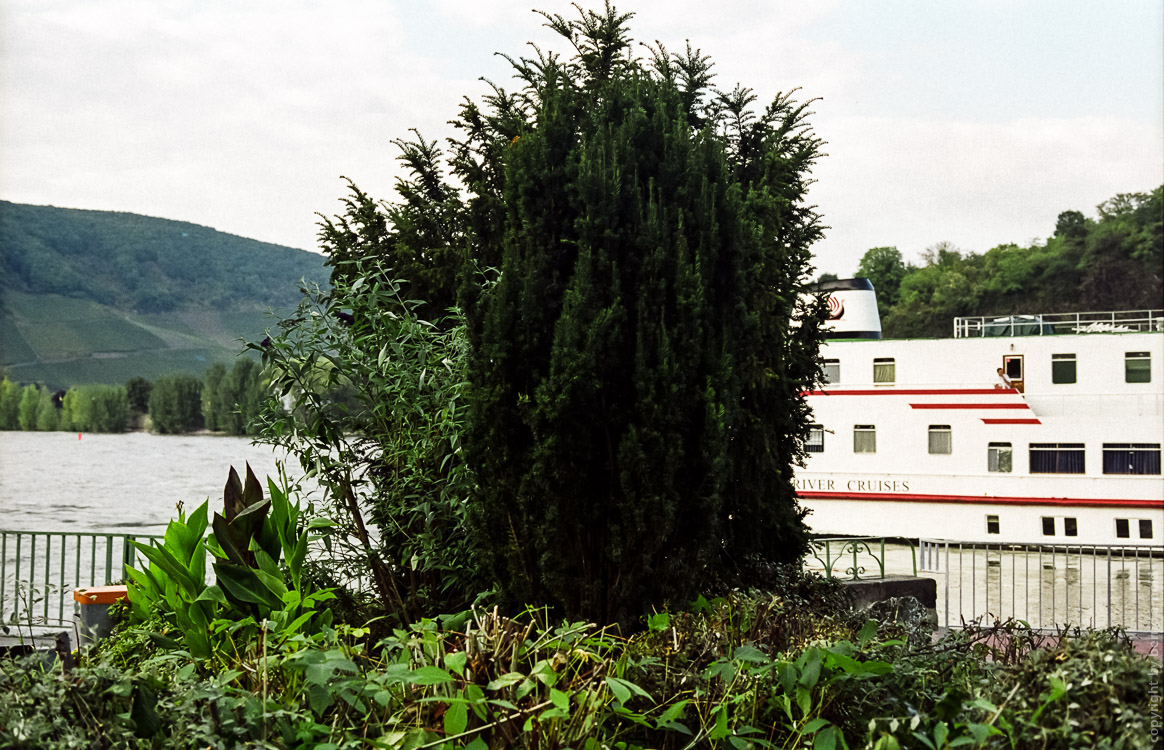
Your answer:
122;536;137;581
58;533;67;623
89;535;96;585
29;534;36;622
1106;547;1112;629
43;533;51;621
104;535;113;585
1;532;7;618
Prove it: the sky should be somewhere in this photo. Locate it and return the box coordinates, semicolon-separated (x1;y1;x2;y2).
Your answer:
1;0;1161;277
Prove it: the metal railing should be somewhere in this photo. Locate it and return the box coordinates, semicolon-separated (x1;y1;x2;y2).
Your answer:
808;536;916;580
1;530;162;626
919;539;1163;633
953;309;1163;338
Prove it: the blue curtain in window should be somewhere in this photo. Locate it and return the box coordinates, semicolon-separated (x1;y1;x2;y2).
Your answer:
1030;447;1085;474
1103;448;1162;475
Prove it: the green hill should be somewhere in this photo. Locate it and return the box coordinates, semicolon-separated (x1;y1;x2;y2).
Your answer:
0;202;329;389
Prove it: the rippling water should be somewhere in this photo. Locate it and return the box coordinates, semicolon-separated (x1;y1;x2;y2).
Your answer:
0;431;305;534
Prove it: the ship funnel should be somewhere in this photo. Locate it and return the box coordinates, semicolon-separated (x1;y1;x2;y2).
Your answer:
814;278;882;340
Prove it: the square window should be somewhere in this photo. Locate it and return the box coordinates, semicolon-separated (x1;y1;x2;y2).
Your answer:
1064;517;1078;537
1116;519;1130;539
873;357;896;384
988;442;1013;473
853;425;876;454
823;359;840;384
1051;353;1076;384
986;515;1000;535
928;425;952;454
1041;517;1055;536
1125;352;1151;383
1140;519;1154;539
807;425;824;453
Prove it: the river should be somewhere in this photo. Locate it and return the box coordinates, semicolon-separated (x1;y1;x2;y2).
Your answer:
0;431;308;535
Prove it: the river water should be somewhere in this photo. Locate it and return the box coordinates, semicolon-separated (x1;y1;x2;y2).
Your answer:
0;431;306;534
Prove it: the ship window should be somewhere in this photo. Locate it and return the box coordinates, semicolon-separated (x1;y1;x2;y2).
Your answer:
988;442;1013;472
1003;356;1023;380
1051;353;1076;384
823;359;840;384
1030;443;1084;474
1140;520;1154;539
1125;351;1151;383
853;425;876;453
873;357;895;384
1064;517;1078;537
1102;443;1161;475
807;425;825;453
1116;519;1130;539
928;425;952;454
986;515;1000;535
1041;517;1055;536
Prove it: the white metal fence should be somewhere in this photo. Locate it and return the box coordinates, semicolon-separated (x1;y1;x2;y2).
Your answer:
918;539;1163;633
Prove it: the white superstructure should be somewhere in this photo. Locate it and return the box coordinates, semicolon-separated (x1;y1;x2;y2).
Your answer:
797;280;1164;546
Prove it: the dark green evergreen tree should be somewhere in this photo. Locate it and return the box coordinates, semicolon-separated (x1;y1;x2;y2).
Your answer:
459;5;827;624
125;376;153;415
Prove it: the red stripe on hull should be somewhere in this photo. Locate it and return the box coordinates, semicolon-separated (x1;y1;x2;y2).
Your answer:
910;403;1029;410
981;418;1042;425
803;388;1017;396
797;491;1162;509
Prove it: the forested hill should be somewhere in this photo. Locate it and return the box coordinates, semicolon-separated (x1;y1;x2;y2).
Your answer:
0;201;328;313
852;185;1163;338
0;202;329;389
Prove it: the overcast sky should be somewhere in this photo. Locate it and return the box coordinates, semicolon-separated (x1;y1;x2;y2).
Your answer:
2;0;1161;276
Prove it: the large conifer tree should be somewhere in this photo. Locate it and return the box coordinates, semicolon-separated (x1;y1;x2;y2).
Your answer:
457;5;827;624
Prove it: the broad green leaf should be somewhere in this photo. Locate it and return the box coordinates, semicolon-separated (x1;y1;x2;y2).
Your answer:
647;612;670;632
411;666;454;686
813;725;838;750
708;705;730;740
486;672;525;690
858;618;878;646
444;650;468;677
802;717;830;734
733;644;769;663
444;700;468;737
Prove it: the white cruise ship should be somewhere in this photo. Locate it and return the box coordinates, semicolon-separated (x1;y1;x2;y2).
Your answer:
796;279;1164;547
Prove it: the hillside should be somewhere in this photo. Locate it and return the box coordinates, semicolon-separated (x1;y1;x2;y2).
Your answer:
0;202;329;388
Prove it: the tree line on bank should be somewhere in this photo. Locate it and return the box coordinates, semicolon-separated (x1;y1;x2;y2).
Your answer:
847;185;1163;338
0;358;264;435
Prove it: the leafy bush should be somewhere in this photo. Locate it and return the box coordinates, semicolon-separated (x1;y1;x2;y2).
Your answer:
256;257;482;625
148;373;203;433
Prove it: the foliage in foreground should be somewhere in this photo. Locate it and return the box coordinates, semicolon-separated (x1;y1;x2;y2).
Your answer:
3;568;1159;749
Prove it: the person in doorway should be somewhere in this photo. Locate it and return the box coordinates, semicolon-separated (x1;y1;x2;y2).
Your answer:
995;367;1012;389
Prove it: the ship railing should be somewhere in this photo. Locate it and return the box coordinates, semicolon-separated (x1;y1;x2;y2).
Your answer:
807;536;917;581
953;309;1164;338
1;529;162;630
918;538;1163;634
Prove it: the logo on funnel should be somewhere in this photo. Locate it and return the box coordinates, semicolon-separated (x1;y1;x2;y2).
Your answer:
826;294;845;320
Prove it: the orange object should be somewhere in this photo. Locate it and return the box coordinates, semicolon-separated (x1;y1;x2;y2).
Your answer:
73;585;128;605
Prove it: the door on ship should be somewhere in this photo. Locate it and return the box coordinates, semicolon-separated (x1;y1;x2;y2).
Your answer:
1003;355;1024;393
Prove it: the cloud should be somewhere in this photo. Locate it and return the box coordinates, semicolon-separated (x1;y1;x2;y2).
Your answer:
810;114;1162;273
